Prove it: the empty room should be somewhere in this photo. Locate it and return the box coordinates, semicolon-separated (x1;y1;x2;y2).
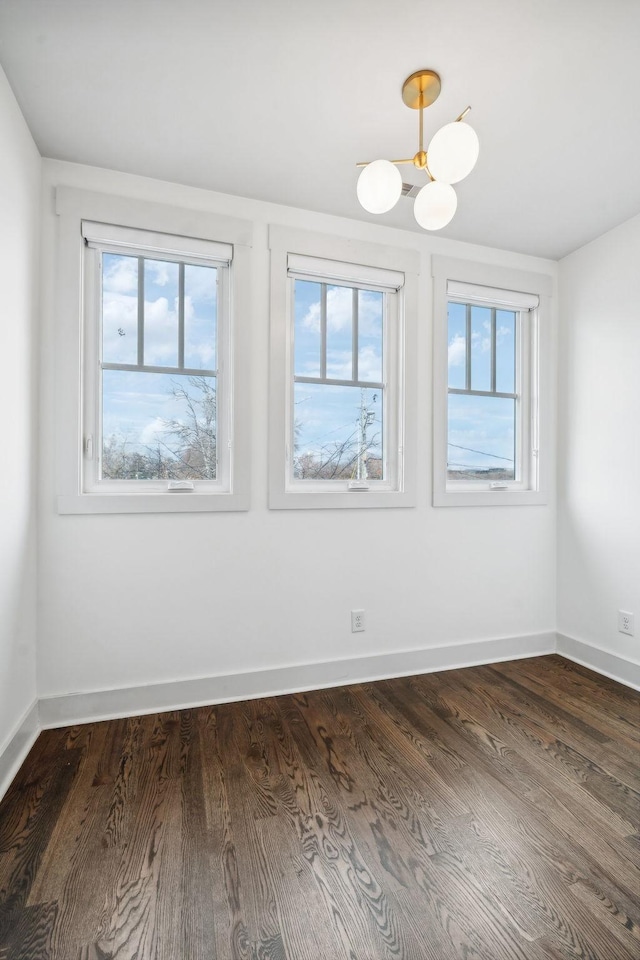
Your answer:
0;1;638;957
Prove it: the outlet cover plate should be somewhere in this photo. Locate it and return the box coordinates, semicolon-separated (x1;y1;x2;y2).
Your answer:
618;610;634;636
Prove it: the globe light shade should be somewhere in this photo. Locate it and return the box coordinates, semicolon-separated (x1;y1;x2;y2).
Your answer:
357;159;403;214
413;181;458;231
427;122;479;184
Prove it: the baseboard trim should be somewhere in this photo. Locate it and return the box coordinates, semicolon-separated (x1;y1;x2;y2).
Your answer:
0;700;40;803
556;633;640;690
38;631;557;728
6;633;634;802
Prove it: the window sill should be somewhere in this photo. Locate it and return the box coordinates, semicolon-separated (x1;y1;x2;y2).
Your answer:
268;487;415;510
57;492;249;515
433;487;547;507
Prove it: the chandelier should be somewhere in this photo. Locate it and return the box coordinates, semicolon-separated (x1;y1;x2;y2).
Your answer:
356;70;479;231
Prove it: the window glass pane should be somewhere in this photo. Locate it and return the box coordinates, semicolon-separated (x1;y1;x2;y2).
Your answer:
293;382;383;480
326;284;353;380
447;301;466;389
184;264;217;370
470;305;492;392
144;259;179;367
102;253;138;365
102;370;216;480
447;393;515;481
294;280;321;378
496;309;516;394
357;289;383;383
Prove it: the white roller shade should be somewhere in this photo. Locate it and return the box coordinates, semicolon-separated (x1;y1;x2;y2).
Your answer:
288;253;404;291
447;280;538;310
82;220;233;263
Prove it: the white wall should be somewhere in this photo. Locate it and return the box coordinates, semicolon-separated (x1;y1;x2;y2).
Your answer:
37;160;558;704
0;66;40;746
557;215;640;672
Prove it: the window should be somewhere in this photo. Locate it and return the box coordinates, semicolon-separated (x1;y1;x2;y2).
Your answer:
55;188;252;513
83;222;230;492
269;227;418;509
290;259;398;488
432;257;552;506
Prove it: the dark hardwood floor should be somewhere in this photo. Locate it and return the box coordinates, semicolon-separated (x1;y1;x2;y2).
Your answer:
0;654;638;959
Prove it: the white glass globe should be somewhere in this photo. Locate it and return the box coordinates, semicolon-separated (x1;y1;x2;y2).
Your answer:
427;122;479;184
357;159;403;214
413;181;458;231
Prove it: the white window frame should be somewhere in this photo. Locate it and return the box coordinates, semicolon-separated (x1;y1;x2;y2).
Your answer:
55;187;252;514
269;226;419;509
432;256;552;507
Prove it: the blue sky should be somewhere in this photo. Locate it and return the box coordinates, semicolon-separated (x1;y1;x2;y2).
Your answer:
447;301;516;474
100;257;517;479
293;280;384;468
101;253;217;453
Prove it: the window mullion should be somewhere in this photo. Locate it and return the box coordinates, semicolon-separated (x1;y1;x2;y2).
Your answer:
320;283;327;380
178;261;185;369
294;375;383;389
449;387;516;400
102;362;217;377
465;303;471;391
352;287;358;382
137;256;144;366
491;308;497;393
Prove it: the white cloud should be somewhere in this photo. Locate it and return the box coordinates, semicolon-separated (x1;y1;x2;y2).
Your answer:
103;292;138;363
184;295;216;368
103;291;137;322
358;344;382;382
103;256;137;294
326;348;352;380
145;296;170;323
192;343;215;366
184;265;217;303
302;286;351;333
302;286;383;336
302;300;321;332
326;288;351;333
102;286;216;369
140;417;168;445
448;333;466;367
449;323;512;370
358;291;383;338
144;297;179;364
146;260;173;287
471;329;491;354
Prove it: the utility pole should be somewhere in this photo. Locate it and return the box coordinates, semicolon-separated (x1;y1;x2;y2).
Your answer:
356;389;376;480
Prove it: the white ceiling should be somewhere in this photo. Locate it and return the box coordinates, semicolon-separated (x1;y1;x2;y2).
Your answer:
1;0;639;260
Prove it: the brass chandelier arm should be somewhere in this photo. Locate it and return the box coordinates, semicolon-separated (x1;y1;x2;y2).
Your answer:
354;70;477;231
355;158;415;168
355;94;472;171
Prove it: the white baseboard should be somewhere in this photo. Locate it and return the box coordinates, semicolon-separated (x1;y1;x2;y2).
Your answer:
6;632;635;800
556;633;640;690
0;700;40;803
39;631;557;728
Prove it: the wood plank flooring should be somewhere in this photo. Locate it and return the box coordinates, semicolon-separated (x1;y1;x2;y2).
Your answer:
0;654;638;959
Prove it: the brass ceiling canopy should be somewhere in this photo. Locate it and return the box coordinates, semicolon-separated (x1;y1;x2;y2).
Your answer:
356;69;480;231
401;69;441;110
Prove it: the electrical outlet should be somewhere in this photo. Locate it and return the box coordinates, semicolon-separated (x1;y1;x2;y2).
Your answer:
618;610;634;636
351;609;365;633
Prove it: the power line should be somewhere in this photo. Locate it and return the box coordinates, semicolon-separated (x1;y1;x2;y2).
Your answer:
301;420;362;445
447;461;512;472
448;441;513;463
